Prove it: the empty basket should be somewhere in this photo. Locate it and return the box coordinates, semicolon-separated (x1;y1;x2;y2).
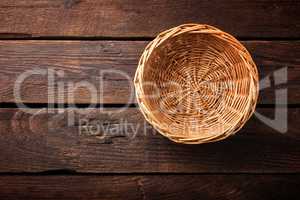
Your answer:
134;24;259;144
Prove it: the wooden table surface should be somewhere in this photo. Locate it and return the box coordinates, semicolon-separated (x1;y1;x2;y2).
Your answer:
0;0;300;199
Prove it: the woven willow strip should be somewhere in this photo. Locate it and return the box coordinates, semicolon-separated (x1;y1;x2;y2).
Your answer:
134;24;259;144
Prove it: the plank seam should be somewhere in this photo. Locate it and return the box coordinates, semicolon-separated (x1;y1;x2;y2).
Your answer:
0;36;300;41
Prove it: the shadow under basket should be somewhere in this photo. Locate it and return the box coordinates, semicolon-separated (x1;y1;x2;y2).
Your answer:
134;24;259;144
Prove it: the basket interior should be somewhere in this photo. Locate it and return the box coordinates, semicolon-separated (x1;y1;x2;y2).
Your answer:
140;33;252;138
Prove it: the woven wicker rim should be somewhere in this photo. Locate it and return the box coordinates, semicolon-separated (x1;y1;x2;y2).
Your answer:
134;24;259;144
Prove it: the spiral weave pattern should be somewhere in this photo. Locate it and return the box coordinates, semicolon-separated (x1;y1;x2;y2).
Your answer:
134;24;259;144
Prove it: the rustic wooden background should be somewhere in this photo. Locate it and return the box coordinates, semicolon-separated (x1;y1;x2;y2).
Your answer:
0;0;300;199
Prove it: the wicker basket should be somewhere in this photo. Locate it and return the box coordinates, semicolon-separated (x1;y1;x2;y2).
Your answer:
134;24;259;144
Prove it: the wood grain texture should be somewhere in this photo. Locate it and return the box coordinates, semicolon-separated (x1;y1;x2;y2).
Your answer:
0;0;299;38
0;40;298;104
0;107;299;173
0;175;299;200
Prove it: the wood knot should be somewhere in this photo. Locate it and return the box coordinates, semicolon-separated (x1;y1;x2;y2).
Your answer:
64;0;82;9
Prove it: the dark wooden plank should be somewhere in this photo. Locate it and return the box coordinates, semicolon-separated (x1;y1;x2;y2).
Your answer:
0;107;299;173
0;40;298;104
0;0;299;38
0;175;299;200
